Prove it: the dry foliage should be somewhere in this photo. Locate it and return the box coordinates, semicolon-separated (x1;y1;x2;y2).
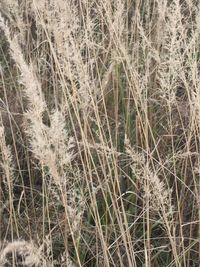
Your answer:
0;0;199;266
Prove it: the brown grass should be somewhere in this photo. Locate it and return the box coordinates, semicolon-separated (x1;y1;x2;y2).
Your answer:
0;0;199;266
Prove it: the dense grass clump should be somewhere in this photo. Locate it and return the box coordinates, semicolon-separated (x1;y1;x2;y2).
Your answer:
0;0;199;266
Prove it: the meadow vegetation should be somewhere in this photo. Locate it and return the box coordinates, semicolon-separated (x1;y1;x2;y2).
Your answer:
0;0;199;266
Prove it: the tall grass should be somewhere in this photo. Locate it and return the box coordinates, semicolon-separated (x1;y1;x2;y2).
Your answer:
0;0;199;266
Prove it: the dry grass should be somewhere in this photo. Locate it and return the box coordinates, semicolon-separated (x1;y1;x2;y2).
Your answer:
0;0;199;266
